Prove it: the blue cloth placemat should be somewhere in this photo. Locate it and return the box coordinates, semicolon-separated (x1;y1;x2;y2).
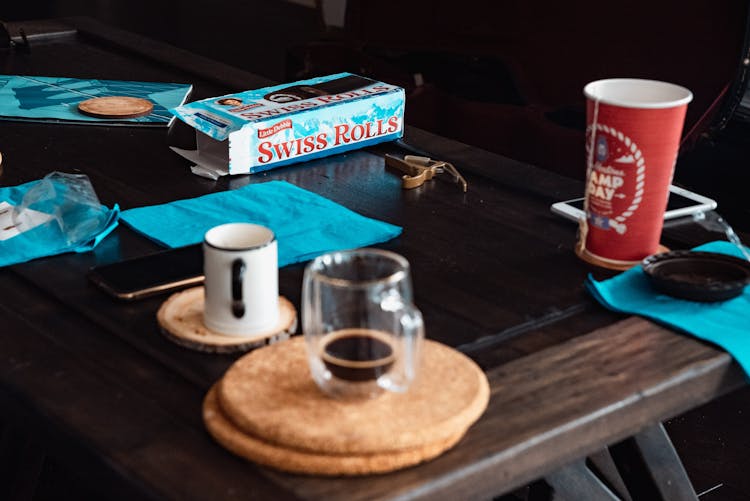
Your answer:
0;75;192;126
586;240;750;376
120;181;402;266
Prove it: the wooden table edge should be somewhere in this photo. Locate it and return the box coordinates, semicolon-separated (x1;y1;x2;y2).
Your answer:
386;316;745;500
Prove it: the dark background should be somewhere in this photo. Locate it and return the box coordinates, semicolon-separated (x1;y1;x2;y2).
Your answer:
1;0;323;83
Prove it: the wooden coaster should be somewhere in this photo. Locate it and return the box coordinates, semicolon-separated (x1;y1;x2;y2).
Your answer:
78;96;154;118
576;244;670;271
216;337;490;455
203;384;465;476
157;287;297;353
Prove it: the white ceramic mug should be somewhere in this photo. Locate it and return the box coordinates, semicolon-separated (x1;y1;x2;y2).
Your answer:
203;223;278;336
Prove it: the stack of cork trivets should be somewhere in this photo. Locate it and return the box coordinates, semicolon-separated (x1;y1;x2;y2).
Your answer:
157;287;297;353
203;336;490;475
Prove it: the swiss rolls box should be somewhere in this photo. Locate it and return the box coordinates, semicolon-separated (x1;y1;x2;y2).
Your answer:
170;73;405;179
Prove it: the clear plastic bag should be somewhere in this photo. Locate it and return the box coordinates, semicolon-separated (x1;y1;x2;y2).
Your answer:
13;171;110;247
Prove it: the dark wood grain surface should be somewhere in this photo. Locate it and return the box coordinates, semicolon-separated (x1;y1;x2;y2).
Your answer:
0;18;745;500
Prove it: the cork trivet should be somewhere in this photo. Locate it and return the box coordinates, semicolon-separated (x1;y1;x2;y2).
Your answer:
78;96;154;118
157;287;297;353
203;385;465;476
217;337;489;455
576;244;670;271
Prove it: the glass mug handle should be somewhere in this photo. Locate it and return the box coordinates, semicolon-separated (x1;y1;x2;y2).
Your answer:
380;302;424;393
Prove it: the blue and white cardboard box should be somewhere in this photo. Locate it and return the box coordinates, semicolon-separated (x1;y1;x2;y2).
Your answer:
169;73;405;179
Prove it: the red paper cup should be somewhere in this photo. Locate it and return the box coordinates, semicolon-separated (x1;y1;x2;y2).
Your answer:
577;79;692;269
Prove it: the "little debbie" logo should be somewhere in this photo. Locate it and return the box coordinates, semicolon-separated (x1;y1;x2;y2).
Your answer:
257;119;292;139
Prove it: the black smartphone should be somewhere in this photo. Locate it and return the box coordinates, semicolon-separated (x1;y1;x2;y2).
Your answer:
87;244;203;300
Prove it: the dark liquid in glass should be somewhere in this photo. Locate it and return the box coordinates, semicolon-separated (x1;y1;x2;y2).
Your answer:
320;329;396;382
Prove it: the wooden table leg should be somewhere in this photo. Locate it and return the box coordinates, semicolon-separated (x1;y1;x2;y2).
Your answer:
588;449;633;501
630;423;698;501
543;422;697;501
545;460;620;500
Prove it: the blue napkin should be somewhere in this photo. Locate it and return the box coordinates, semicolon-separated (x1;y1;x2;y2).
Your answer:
586;241;750;376
0;176;120;267
120;181;402;266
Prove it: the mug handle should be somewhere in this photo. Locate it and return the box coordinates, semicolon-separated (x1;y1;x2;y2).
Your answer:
383;303;424;392
231;258;246;318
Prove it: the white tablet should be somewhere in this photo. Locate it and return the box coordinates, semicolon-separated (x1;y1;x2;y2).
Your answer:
550;185;717;222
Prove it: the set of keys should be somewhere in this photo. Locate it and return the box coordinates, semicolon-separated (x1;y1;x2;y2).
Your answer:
385;154;468;192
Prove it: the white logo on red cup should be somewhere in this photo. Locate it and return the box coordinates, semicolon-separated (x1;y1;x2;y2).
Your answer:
585;124;646;235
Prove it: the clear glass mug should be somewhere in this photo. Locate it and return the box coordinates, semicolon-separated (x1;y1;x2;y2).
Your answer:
302;248;424;399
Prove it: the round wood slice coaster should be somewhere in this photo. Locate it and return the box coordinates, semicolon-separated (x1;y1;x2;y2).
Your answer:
203;385;465;476
157;287;297;353
78;96;154;118
216;337;490;456
576;243;670;271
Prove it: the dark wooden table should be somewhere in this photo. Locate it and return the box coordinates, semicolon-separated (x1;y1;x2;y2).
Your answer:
0;17;746;501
